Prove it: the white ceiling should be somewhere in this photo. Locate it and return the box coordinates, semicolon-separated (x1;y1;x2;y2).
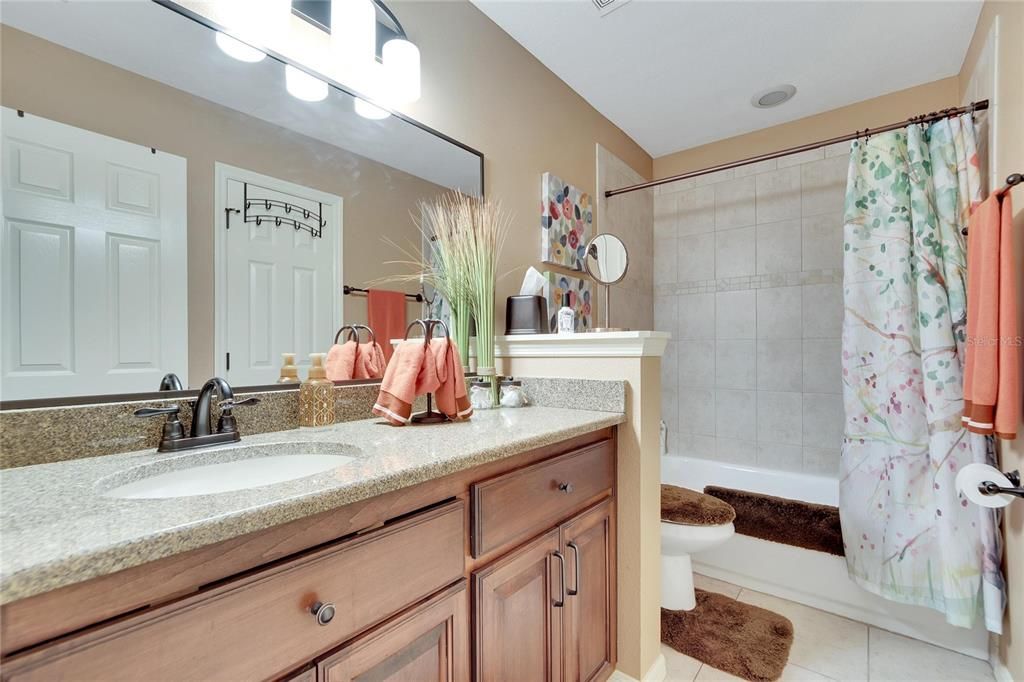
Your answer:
471;0;983;158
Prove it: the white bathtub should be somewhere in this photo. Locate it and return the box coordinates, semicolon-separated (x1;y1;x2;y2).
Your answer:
662;455;990;660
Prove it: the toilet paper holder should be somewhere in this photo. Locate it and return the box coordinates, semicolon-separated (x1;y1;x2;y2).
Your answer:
979;469;1024;499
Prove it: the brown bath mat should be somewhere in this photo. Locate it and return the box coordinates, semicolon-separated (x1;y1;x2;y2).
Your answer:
703;486;844;556
662;484;737;526
662;589;794;682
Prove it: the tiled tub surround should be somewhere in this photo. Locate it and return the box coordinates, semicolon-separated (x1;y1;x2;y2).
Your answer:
0;377;625;469
0;405;625;603
655;142;849;476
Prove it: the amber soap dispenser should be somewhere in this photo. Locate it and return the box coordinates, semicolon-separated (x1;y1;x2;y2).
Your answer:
300;353;335;427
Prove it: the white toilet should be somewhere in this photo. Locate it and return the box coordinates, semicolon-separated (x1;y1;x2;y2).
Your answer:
660;484;736;611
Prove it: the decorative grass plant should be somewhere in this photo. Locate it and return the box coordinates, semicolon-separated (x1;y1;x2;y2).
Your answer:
384;193;511;397
464;197;511;404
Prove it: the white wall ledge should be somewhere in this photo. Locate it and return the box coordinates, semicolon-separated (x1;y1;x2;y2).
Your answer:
394;331;670;359
495;331;669;358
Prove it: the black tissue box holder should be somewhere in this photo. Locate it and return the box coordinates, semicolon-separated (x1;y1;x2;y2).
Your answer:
505;295;549;335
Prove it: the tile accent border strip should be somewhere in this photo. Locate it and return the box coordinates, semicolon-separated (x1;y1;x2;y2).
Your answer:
656;268;842;297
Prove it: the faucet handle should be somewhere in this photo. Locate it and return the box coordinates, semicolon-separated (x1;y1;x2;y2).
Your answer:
134;405;185;444
216;397;260;434
218;397;260;412
134;405;180;418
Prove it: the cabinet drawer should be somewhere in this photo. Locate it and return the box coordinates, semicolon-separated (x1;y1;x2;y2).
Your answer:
471;440;613;557
3;501;465;682
318;582;469;682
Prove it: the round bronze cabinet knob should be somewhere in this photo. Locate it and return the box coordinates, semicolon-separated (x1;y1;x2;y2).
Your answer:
558;482;575;494
310;601;336;626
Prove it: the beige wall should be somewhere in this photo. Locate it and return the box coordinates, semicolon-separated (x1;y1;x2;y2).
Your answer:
390;1;652;331
653;78;959;180
1;26;445;387
959;2;1024;677
597;145;654;331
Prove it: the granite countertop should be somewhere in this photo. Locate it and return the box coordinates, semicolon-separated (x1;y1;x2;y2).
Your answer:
0;407;623;604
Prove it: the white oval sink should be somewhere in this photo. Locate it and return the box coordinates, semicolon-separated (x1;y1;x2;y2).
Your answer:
104;452;356;499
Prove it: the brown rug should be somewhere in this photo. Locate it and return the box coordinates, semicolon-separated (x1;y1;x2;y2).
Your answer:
662;484;737;526
662;589;794;682
703;486;845;556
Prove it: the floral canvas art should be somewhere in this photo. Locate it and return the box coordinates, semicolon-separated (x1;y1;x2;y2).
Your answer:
541;173;592;271
543;271;592;332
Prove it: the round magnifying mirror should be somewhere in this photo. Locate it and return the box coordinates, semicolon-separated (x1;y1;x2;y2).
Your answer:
583;234;629;332
585;234;629;284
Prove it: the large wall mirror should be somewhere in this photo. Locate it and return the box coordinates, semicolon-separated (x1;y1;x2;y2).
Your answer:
0;0;483;405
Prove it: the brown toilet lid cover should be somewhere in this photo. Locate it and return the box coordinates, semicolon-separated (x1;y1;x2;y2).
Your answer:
661;484;736;526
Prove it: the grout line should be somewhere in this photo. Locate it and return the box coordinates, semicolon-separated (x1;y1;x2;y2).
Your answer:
866;623;871;682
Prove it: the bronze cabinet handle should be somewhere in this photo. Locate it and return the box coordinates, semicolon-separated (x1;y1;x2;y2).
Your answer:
552;552;566;608
567;541;580;596
310;601;336;626
557;481;574;494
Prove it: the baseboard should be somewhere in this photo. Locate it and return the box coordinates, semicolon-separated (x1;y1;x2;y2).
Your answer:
609;653;667;682
990;635;1014;682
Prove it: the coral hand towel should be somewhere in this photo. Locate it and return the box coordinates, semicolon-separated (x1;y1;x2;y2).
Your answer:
368;289;407;363
355;342;386;380
325;340;358;381
964;192;1019;439
373;341;427;425
427;339;473;421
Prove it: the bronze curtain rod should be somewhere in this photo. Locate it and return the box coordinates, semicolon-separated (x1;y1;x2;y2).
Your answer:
605;99;990;198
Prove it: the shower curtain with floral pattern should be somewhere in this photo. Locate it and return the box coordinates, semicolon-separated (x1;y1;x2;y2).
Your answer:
840;115;1005;632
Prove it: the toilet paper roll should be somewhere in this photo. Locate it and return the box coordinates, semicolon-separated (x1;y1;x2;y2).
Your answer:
955;463;1015;509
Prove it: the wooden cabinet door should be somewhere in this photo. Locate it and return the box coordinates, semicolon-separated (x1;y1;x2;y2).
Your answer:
318;583;469;682
562;499;616;682
473;528;564;682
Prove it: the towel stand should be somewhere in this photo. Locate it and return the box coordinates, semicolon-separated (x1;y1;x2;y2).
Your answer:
403;319;451;424
333;324;376;345
962;172;1022;235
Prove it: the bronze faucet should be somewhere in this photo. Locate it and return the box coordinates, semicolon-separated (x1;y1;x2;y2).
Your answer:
135;377;259;452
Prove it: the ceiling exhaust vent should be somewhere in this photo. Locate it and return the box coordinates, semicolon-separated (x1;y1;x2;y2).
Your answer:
592;0;633;18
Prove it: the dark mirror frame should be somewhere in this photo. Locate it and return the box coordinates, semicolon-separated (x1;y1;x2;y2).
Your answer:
0;0;484;411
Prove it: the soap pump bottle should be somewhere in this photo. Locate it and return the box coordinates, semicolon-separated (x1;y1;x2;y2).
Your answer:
300;353;335;427
278;352;299;383
556;292;575;334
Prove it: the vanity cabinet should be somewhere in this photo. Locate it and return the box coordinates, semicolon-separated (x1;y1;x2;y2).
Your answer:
471;440;616;682
1;428;616;682
474;528;564;682
1;502;465;682
562;499;616;682
317;582;469;682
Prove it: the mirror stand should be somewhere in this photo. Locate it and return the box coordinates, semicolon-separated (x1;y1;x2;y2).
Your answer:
589;284;628;333
583;233;630;333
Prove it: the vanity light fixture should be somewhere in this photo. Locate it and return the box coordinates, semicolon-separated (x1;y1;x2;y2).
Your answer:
331;0;377;88
286;65;329;102
354;97;391;120
382;36;420;105
215;32;267;62
214;0;289;63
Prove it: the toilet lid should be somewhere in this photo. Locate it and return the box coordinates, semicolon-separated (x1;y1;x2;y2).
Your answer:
661;484;736;526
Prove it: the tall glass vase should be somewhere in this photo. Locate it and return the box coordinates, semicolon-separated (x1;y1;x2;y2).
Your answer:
474;295;497;406
450;300;472;373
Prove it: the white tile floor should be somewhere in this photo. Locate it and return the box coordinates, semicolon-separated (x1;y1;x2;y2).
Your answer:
659;574;995;682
